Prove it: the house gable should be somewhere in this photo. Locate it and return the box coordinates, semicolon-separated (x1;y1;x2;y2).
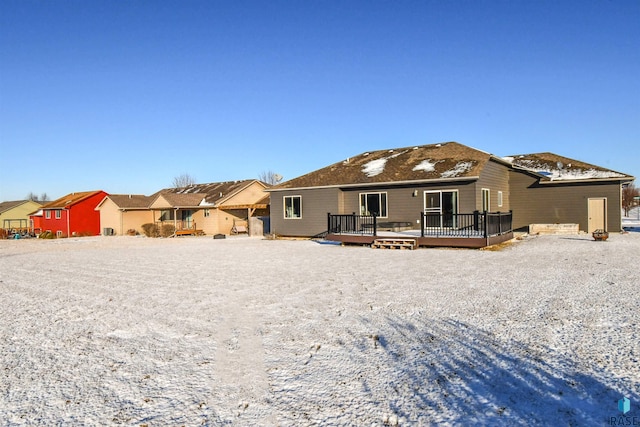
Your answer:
218;181;269;209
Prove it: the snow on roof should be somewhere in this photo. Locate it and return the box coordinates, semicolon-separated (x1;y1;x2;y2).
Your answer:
361;150;407;177
441;161;474;178
513;159;626;181
412;159;438;173
362;158;388;177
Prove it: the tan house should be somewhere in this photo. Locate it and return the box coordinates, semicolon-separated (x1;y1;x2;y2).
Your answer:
96;194;155;235
149;180;270;236
0;200;42;236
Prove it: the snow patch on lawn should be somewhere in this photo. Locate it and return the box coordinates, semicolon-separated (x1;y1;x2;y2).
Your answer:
1;234;638;424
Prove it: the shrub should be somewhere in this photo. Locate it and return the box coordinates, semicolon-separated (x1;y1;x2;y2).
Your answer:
39;231;55;239
160;224;175;237
141;223;159;238
126;229;138;236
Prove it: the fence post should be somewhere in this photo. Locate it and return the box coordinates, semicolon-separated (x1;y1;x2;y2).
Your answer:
327;212;331;234
473;210;479;232
509;210;513;232
373;214;377;237
420;212;424;237
497;211;501;234
352;212;356;234
483;211;488;238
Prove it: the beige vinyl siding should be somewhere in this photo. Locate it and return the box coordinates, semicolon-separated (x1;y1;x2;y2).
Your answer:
189;209;207;233
199;208;220;234
97;199;122;234
98;199;154;235
222;181;268;205
270;188;340;237
218;208;251;234
509;170;623;232
475;160;510;212
121;210;154;235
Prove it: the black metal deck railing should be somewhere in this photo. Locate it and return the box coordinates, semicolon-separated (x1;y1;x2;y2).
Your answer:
327;213;378;236
327;211;512;238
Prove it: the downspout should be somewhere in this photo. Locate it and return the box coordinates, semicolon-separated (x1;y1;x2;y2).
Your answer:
66;208;70;238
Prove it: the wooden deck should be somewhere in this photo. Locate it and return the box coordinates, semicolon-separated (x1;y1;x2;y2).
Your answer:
326;231;514;249
326;211;514;249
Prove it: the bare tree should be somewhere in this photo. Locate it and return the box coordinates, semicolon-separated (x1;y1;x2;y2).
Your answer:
622;182;639;215
258;170;283;185
172;173;196;188
26;192;50;202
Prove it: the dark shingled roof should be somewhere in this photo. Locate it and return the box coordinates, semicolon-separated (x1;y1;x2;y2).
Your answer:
505;152;633;181
106;195;155;209
273;142;496;189
156;180;267;207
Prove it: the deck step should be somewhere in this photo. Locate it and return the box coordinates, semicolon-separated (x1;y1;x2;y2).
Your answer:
371;238;417;250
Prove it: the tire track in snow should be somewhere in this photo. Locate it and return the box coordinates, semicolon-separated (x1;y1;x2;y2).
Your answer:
214;300;276;425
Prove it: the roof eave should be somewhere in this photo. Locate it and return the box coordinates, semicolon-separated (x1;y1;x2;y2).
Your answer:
267;176;480;192
538;176;635;185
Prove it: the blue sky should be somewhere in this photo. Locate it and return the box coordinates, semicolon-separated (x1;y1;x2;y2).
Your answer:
1;0;638;201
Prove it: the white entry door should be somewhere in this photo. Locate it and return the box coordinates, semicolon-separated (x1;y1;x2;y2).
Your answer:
587;198;606;232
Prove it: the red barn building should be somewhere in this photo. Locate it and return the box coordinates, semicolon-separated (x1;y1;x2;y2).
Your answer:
38;191;108;237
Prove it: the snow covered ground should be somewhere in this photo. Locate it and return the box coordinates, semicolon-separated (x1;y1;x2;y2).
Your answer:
623;206;640;231
1;221;639;425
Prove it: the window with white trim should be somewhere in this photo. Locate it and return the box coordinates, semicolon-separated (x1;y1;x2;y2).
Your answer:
204;208;210;218
497;191;503;208
55;210;61;219
359;192;388;217
45;210;51;219
284;196;302;219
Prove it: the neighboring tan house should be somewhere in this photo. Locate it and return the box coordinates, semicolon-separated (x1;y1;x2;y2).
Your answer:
0;200;42;235
149;180;270;236
36;191;108;237
95;194;155;235
267;142;633;246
